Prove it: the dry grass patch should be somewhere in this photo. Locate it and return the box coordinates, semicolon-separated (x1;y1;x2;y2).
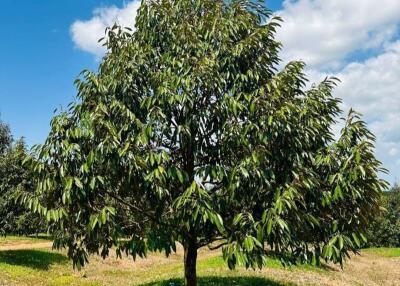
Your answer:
0;239;400;286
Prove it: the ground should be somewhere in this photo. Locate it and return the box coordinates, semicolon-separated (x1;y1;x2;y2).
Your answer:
0;237;399;286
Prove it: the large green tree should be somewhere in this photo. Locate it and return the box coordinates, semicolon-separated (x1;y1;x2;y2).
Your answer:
21;1;387;285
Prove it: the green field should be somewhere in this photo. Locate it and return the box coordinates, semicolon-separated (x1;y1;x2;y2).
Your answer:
0;237;399;286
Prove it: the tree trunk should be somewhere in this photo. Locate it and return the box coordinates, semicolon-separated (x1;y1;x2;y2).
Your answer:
184;238;198;286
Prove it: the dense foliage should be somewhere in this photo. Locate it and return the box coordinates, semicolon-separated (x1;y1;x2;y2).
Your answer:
366;185;400;247
20;1;387;285
0;122;12;155
0;120;45;236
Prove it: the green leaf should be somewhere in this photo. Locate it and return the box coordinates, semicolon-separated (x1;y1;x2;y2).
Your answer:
244;236;254;251
266;219;273;235
74;178;83;189
233;213;243;225
352;233;361;247
212;213;225;233
176;170;184;183
338;236;344;250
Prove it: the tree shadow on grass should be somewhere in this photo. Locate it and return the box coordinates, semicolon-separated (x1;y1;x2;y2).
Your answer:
140;276;291;286
0;249;68;270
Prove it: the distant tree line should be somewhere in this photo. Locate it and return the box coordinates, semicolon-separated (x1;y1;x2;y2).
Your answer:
366;184;400;247
0;119;45;236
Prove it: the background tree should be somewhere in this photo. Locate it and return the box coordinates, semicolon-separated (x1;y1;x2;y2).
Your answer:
21;1;387;285
0;120;45;236
0;120;12;155
366;184;400;247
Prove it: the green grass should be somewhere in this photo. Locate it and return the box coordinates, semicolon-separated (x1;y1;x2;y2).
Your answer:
0;235;50;244
0;249;67;270
0;248;293;286
197;254;323;272
0;248;315;286
363;247;400;257
0;247;323;286
0;249;99;286
0;240;398;286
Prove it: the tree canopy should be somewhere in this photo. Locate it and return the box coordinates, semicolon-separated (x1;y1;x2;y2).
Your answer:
0;120;12;155
0;120;45;236
21;1;387;285
366;184;400;247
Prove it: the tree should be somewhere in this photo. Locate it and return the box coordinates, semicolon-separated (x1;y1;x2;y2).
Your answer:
0;119;12;155
0;120;45;236
0;119;14;235
366;184;400;247
21;1;387;285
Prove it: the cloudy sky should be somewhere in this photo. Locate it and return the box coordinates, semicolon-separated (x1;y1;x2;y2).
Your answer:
0;0;399;183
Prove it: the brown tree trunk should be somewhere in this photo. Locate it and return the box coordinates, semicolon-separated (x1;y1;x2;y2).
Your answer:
184;238;198;286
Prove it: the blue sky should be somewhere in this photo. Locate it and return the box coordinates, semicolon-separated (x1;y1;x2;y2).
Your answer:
0;0;281;146
0;0;399;183
0;0;104;146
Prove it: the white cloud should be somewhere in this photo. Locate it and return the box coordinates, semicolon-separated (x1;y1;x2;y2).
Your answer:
304;41;400;184
70;1;141;57
335;41;400;120
276;0;400;69
275;0;400;182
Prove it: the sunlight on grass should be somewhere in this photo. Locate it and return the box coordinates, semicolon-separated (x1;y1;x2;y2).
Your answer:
0;235;50;244
0;249;99;286
0;250;67;282
197;254;326;273
0;249;67;270
0;246;326;286
0;245;398;286
363;248;400;257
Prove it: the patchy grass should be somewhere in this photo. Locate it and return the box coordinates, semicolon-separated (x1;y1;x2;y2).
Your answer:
363;247;400;257
139;276;292;286
0;235;51;247
0;249;67;270
0;235;48;242
0;239;399;286
0;250;98;286
0;248;293;286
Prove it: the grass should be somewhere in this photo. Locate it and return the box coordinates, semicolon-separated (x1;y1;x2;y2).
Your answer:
0;248;294;286
0;238;399;286
0;249;67;270
139;277;291;286
0;235;50;245
0;235;44;241
363;247;400;257
0;248;108;285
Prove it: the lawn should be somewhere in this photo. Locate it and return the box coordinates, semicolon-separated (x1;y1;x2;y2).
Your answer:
0;239;399;286
0;235;49;243
362;247;400;257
